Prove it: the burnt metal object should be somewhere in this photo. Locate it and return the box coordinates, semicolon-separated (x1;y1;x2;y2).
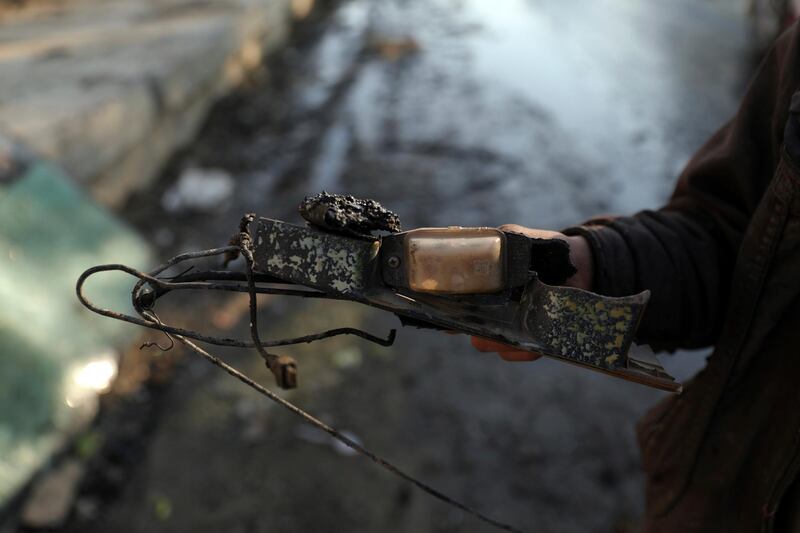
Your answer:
299;191;402;237
251;217;679;392
379;229;578;291
76;203;681;533
76;213;678;391
75;214;525;533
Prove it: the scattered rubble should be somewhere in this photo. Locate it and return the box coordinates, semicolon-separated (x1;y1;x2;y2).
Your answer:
161;168;234;213
21;460;85;529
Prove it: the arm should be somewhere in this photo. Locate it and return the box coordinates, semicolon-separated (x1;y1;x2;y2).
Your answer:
571;23;799;351
475;23;800;358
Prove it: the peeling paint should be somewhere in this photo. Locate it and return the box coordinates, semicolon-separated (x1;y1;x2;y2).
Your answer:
253;218;377;294
519;281;645;370
253;218;648;373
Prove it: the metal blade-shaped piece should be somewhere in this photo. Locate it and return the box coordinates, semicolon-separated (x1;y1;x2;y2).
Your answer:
518;282;647;370
517;282;679;392
252;218;681;393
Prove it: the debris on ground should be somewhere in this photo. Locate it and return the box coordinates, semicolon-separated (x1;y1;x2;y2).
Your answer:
331;346;363;369
161;167;234;213
21;460;85;529
151;494;173;522
366;34;421;61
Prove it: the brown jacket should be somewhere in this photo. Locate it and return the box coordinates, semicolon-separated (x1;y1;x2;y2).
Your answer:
566;24;800;532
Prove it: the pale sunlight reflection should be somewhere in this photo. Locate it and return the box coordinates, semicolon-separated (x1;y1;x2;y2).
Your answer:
64;353;118;408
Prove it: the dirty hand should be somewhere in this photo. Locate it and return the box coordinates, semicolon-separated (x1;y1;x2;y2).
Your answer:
470;224;594;362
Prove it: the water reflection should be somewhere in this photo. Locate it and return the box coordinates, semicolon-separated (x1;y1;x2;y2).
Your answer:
275;0;751;231
65;352;118;408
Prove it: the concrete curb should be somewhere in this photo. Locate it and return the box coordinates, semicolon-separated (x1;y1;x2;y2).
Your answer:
0;0;299;208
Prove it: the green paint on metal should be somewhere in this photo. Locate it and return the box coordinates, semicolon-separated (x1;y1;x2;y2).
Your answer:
519;280;646;369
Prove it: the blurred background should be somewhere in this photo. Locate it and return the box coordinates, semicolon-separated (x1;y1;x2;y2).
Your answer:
0;0;795;531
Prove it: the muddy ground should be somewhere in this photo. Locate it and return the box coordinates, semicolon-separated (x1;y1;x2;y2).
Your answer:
31;1;758;532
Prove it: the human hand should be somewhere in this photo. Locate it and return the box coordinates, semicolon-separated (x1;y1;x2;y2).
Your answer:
470;224;594;362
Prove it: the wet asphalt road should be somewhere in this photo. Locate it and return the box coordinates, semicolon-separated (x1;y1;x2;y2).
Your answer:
96;1;754;532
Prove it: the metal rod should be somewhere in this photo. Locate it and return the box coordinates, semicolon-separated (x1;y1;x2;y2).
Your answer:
76;263;395;349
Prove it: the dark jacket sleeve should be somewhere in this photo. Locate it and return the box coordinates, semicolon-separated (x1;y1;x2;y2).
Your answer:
564;24;800;351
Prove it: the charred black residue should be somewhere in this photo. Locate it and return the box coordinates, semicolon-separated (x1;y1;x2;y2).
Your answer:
299;192;402;238
529;238;577;285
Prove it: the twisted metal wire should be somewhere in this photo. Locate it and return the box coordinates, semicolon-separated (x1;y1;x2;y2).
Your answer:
75;221;525;533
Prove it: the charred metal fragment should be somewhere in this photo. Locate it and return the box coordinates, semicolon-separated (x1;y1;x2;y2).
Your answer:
299;191;402;237
76;208;679;533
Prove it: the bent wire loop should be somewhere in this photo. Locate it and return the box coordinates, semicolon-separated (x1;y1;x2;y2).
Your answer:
76;242;396;388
